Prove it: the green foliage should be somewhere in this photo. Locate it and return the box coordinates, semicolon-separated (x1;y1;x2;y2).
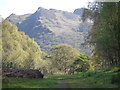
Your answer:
49;44;93;74
50;44;80;74
72;54;90;72
1;20;44;69
90;2;120;68
1;20;93;74
51;44;80;61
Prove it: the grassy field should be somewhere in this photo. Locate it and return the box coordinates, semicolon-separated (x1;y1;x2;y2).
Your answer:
2;66;120;88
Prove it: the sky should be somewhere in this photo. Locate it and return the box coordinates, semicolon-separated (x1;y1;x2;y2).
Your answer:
0;0;93;18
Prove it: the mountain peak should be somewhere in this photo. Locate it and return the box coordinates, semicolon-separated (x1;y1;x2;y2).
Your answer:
7;7;93;55
37;7;45;11
33;7;56;19
6;13;16;19
10;13;16;16
34;7;48;15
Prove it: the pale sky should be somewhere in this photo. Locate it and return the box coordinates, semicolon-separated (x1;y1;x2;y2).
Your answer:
0;0;93;18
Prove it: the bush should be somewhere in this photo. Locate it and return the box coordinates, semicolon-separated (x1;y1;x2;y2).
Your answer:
71;54;91;72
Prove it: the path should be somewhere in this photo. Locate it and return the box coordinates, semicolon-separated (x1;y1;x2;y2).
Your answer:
58;80;70;88
58;79;92;88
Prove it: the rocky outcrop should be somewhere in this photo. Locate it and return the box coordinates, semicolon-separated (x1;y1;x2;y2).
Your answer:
2;68;44;78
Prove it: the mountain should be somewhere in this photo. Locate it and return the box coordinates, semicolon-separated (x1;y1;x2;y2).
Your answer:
8;13;31;25
7;7;93;55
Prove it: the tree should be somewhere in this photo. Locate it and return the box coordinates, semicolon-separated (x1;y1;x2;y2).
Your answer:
69;53;94;74
2;20;45;69
89;2;120;68
50;44;80;73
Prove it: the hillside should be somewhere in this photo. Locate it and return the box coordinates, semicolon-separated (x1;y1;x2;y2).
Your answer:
7;7;93;55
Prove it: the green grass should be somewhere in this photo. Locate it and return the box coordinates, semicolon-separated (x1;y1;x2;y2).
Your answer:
2;66;120;88
46;71;120;88
2;78;59;88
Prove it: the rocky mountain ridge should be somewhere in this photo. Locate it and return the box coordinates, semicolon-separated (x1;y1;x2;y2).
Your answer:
7;7;93;55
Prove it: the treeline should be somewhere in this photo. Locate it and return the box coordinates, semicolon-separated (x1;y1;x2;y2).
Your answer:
1;20;93;75
48;44;93;74
87;2;120;69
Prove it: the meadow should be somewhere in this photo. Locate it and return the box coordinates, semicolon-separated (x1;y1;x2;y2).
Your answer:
2;66;120;88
